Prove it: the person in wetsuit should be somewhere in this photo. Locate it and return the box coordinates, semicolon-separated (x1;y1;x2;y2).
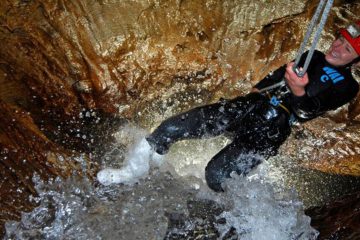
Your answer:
146;21;360;192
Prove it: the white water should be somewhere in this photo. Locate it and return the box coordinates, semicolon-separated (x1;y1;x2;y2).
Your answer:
216;169;317;239
4;125;318;240
97;137;164;186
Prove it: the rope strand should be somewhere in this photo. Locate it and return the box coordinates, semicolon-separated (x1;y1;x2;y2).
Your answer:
294;0;334;77
259;0;334;93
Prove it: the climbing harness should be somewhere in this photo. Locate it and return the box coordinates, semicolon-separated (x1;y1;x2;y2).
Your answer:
266;92;291;115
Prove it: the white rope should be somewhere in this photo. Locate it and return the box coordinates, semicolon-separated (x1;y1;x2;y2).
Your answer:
259;0;334;93
293;0;334;77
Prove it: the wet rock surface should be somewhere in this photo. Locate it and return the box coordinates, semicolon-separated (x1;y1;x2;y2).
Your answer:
306;191;360;240
0;0;359;237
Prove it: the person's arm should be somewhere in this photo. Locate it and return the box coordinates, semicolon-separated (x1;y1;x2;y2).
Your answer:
285;62;359;120
284;61;325;120
290;82;358;120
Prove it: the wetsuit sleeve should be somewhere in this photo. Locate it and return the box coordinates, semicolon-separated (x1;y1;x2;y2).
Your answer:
253;65;286;90
290;78;359;121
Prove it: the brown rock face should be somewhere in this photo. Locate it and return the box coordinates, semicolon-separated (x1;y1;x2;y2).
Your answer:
0;0;359;236
306;191;360;240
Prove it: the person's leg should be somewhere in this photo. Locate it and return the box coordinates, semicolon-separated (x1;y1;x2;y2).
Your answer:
146;95;253;155
146;92;269;155
204;141;263;192
205;103;292;192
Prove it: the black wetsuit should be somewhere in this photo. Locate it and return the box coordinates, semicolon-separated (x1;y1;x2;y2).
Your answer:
146;50;359;192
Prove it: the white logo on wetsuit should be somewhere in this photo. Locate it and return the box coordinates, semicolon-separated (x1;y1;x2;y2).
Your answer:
320;67;344;84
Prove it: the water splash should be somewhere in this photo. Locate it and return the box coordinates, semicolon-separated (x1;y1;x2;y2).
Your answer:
97;137;164;186
4;125;318;240
5;171;198;240
214;163;318;239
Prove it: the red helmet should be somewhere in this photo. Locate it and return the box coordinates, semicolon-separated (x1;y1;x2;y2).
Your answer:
339;20;360;56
